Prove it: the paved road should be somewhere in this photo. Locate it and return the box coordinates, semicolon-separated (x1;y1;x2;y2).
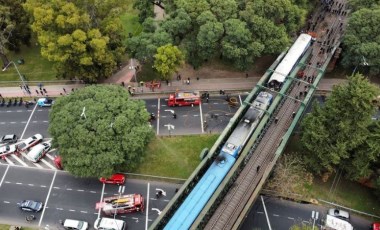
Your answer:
0;164;180;229
241;196;371;230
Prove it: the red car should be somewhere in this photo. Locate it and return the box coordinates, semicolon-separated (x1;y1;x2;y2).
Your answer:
99;173;126;185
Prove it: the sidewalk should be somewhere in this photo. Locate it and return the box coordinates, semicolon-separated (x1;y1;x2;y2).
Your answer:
0;78;347;99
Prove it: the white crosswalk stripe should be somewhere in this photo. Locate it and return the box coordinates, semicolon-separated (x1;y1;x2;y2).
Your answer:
10;154;28;167
4;157;14;165
40;158;56;170
45;153;55;160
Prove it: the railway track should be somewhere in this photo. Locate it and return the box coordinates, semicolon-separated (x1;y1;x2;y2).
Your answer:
203;1;348;229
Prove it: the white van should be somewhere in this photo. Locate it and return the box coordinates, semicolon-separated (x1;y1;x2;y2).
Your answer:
27;143;51;162
94;218;126;230
63;219;88;230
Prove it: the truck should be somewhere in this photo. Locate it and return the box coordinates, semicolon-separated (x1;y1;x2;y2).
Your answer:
96;194;144;215
168;91;200;107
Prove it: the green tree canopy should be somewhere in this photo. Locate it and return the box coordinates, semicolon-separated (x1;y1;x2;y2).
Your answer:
48;85;154;177
342;6;380;76
348;0;380;10
300;74;380;178
23;0;125;82
0;0;31;66
153;44;184;80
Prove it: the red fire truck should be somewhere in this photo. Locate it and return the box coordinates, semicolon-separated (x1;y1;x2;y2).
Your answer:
96;194;144;215
168;91;201;107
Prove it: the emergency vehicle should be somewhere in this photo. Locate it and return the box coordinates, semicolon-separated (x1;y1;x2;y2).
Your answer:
167;91;200;107
96;194;144;215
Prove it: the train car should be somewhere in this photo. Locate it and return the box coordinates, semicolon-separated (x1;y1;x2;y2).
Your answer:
268;33;312;88
164;91;273;230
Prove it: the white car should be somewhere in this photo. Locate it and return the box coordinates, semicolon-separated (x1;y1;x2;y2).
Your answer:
37;98;54;107
328;208;350;220
17;134;43;152
63;219;88;230
0;145;17;156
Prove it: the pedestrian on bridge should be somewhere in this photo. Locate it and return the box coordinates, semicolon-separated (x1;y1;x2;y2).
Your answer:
274;117;279;124
292;112;296;118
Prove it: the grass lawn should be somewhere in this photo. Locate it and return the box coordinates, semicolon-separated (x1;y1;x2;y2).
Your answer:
284;135;380;216
0;44;56;83
135;134;219;179
0;224;36;230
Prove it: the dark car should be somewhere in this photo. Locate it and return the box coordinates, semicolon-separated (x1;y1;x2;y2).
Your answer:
18;200;43;212
1;134;18;144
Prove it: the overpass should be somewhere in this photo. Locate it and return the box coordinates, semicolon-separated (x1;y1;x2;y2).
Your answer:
150;0;349;229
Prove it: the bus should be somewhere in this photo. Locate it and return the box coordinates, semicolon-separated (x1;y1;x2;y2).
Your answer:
168;91;201;107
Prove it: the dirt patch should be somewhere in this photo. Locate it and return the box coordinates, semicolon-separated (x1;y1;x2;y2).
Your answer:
174;56;276;81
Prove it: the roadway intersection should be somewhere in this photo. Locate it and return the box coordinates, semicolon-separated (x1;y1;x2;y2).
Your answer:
0;164;179;229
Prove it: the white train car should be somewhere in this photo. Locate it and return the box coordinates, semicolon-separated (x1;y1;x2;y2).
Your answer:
268;33;312;86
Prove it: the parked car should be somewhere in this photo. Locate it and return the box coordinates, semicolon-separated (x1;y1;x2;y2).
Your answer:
63;219;89;230
54;155;63;170
37;98;54;107
1;134;18;144
18;200;43;212
17;134;43;152
328;208;350;220
26;142;51;162
99;173;126;185
0;144;17;155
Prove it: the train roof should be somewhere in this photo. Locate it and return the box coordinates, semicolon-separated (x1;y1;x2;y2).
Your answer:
268;33;312;85
164;152;236;230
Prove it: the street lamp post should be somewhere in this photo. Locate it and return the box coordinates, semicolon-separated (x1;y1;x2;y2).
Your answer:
2;61;27;87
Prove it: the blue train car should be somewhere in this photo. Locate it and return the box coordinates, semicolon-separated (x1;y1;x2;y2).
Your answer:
164;152;236;230
164;92;273;230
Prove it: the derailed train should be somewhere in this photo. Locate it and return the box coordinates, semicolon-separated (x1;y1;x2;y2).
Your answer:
164;91;273;230
163;33;313;230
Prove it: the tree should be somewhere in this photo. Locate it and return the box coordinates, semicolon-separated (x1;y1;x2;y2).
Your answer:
196;21;224;60
0;0;31;67
342;6;380;76
48;85;154;177
221;19;262;70
161;9;192;42
209;0;237;22
348;0;380;10
133;0;155;23
23;0;125;82
174;0;210;21
153;44;184;80
266;153;313;198
300;74;380;176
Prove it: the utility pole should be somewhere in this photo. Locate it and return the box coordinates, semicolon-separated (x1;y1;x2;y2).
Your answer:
2;61;27;88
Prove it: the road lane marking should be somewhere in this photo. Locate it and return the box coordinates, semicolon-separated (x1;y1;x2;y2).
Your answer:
53;186;60;189
66;188;72;191
56;208;63;210
16;182;22;185
3;201;10;203
20;103;38;139
145;182;150;230
45;153;55;160
40;185;47;188
97;183;106;219
10;154;28;167
39;170;57;226
77;190;84;192
156;98;160;135
273;214;279;217
40;158;56;170
200;101;204;133
0;165;9;187
80;211;87;213
28;184;34;186
288;217;295;220
90;191;96;193
4;157;15;165
69;209;75;212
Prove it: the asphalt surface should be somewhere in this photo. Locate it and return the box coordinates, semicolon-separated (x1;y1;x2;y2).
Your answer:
241;196;372;230
0;164;180;229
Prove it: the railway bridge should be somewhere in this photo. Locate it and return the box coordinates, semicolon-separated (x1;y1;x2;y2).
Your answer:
150;0;349;229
